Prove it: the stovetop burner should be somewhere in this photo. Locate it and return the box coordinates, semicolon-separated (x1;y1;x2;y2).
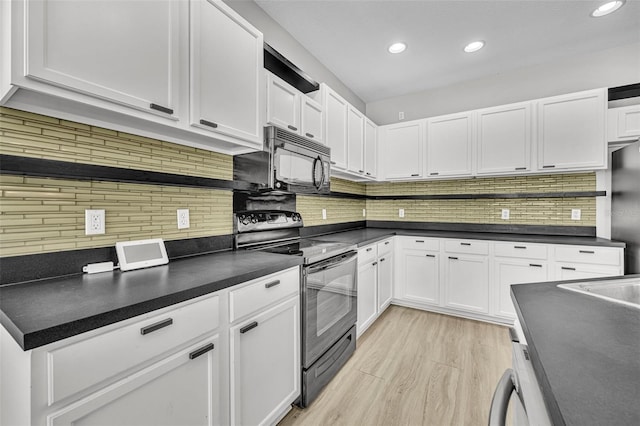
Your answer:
259;238;356;264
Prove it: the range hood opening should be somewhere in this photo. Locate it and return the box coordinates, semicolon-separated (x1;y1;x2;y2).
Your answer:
264;43;320;94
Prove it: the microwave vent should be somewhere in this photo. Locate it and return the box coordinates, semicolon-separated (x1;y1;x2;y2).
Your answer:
270;127;331;156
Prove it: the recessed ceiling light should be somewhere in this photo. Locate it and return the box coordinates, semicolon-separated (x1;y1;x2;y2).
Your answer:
388;42;407;54
464;40;485;53
591;1;625;17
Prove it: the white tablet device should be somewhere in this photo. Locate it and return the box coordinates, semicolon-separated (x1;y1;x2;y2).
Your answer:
115;238;169;271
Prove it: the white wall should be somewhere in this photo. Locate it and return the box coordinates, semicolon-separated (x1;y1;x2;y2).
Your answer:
366;43;640;125
224;0;365;112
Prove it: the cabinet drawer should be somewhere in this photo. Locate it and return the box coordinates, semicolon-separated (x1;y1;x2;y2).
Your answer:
494;242;548;260
554;245;621;266
47;294;219;404
358;244;377;265
230;267;299;323
377;238;394;257
399;237;440;251
444;239;489;255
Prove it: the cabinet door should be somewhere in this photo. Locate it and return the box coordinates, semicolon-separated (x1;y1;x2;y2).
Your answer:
364;118;378;179
382;121;424;179
301;96;324;143
477;103;532;174
347;106;365;174
400;249;440;305
556;264;622;281
190;0;263;145
230;297;300;426
537;89;606;171
48;336;221;426
444;255;489;313
377;254;393;312
266;73;300;133
427;113;473;177
357;261;378;336
607;105;640;141
324;88;348;169
494;259;548;319
25;0;180;118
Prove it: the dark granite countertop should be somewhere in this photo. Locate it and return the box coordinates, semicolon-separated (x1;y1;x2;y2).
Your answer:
511;275;640;426
313;227;626;248
0;251;302;351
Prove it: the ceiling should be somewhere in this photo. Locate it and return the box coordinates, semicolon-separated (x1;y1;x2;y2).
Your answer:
255;0;640;103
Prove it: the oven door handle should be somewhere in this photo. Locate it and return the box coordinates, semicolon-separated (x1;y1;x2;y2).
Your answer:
307;251;357;274
488;369;517;426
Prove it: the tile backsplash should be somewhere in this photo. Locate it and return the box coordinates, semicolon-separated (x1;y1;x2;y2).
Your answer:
0;107;597;257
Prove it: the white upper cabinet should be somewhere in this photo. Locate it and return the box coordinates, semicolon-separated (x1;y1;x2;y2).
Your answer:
266;72;301;133
301;96;324;143
347;106;365;174
382;120;424;179
426;113;473;177
364;118;378;179
476;102;532;175
189;0;263;145
536;88;606;171
323;85;349;169
607;104;640;142
25;0;180;119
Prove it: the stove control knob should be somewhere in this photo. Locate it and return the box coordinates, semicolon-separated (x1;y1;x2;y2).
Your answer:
239;215;250;226
293;213;302;222
251;215;258;224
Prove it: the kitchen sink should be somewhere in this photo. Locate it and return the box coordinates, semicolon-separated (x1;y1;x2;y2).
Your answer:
558;277;640;309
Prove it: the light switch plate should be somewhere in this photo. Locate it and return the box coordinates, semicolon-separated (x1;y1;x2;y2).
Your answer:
399;208;405;218
571;209;581;220
322;209;327;220
177;209;190;229
501;209;510;220
363;208;366;217
85;209;105;235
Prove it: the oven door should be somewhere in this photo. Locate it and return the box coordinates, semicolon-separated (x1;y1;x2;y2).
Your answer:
302;251;357;368
273;144;330;194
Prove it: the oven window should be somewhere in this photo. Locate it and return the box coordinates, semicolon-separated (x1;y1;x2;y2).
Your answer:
307;267;355;338
276;150;314;185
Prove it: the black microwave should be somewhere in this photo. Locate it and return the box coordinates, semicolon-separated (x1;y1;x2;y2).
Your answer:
234;126;331;194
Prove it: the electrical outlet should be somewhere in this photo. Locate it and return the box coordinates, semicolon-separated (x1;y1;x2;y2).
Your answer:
399;208;405;218
399;111;405;120
362;208;366;217
571;209;581;220
85;209;105;235
501;209;510;220
322;209;327;220
177;209;190;229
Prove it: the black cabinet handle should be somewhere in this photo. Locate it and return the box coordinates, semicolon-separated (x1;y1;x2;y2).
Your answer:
579;250;595;254
288;125;298;131
426;254;436;258
366;247;373;252
542;165;555;169
264;280;281;289
416;240;425;243
200;119;218;129
366;172;371;176
385;241;390;245
240;321;259;334
561;266;576;271
449;256;458;260
410;173;419;177
189;343;214;360
514;246;527;249
430;172;439;176
372;261;378;266
515;167;526;171
140;318;173;335
359;170;364;173
380;258;386;262
461;242;471;246
330;161;337;165
150;103;173;115
305;132;314;138
529;263;542;268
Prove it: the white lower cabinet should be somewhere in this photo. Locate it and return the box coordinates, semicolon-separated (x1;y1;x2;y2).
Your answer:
357;259;378;336
377;250;393;311
494;259;548;319
399;248;440;306
48;335;221;426
230;296;300;426
444;254;490;314
356;238;394;337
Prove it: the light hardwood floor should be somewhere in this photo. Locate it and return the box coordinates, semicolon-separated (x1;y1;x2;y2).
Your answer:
279;305;512;426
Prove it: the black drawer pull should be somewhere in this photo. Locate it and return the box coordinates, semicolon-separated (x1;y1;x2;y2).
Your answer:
366;247;373;252
430;172;439;176
380;258;386;262
189;343;214;360
359;170;364;173
372;261;378;266
426;254;436;258
410;173;419;177
514;246;527;249
200;119;218;129
385;241;390;245
561;266;576;271
579;250;595;254
460;242;471;246
449;256;458;260
542;165;555;168
149;103;173;115
515;167;527;170
529;263;542;268
264;280;281;289
305;132;314;138
240;321;259;334
366;172;371;176
140;318;173;335
330;161;337;165
288;125;298;131
416;240;425;243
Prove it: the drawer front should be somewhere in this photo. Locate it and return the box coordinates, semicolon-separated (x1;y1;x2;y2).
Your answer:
229;267;299;323
494;242;548;260
377;238;394;257
398;236;440;251
48;293;219;404
358;244;377;266
554;245;621;266
444;239;489;255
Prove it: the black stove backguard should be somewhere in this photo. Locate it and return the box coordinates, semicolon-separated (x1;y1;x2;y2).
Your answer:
233;192;296;213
